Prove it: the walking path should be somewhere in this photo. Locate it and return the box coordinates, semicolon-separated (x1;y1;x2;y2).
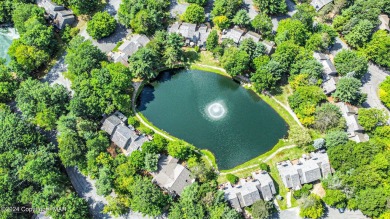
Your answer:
194;64;227;73
286;191;292;208
220;144;296;175
270;95;304;128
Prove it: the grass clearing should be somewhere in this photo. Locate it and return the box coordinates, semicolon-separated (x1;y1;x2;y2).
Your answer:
200;149;218;169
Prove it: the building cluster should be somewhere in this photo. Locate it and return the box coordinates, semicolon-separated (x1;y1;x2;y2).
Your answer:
221;28;275;55
101;112;194;196
168;22;211;48
100;112;149;156
221;171;276;211
152;155;195;196
39;0;75;29
313;52;369;142
313;52;338;95
336;102;369;142
110;34;150;66
277;150;332;190
311;0;333;11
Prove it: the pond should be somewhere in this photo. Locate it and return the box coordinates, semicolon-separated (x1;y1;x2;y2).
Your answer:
0;28;19;63
137;70;288;170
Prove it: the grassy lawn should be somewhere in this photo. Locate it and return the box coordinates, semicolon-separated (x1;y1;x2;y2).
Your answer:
273;84;293;106
201;149;218;169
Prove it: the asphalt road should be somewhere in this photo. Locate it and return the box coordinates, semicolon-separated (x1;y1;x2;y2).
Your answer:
272;206;368;219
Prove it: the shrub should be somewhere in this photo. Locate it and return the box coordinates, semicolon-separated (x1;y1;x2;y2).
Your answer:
226;173;239;184
259;162;270;172
294;184;313;199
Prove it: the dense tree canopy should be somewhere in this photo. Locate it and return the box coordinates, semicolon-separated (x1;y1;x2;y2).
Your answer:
15;79;69;130
334;50;368;79
379;76;390;108
275;19;309;46
221;46;250;76
253;0;287;15
363;30;390;68
70;62;132;119
251;200;273;219
87;11;117;40
313;103;344;132
65;36;107;78
325;131;348;148
11;3;45;34
288;86;326;126
358;108;388;132
0;60;18;103
299;194;324;219
181;4;205;23
129;176;170;216
332;76;364;104
344;19;374;48
232;10;251;27
251;13;273;38
211;0;243;18
118;0;169;35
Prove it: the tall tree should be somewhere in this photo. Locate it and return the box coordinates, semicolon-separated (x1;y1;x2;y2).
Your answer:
275;19;309;46
299;194;324;219
15;79;70;130
87;11;117;40
363;30;390;68
65;36;107;77
211;0;243;18
358;108;388;132
251;13;273;38
332;76;364;104
220;47;250;76
129;177;170;216
253;0;287;15
334;49;368;79
181;4;205;23
232;10;251;27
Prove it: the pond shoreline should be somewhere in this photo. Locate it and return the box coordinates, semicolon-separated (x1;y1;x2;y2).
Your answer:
133;68;293;170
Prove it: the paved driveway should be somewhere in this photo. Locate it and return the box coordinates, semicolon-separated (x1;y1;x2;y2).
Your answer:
169;0;189;18
271;0;297;31
361;63;390;112
41;53;73;93
243;0;257;19
272;206;368;219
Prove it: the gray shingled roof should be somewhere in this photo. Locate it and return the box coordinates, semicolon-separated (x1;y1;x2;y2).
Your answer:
252;171;276;201
168;22;181;34
322;77;338;95
222;28;245;44
101;115;122;136
118;34;150;57
221;171;276;209
240;31;261;43
262;41;275;55
111;125;133;149
311;0;333;11
277;151;332;189
152;155;194;196
179;23;197;40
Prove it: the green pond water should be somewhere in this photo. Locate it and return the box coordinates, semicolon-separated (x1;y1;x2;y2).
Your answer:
137;70;288;170
0;28;18;63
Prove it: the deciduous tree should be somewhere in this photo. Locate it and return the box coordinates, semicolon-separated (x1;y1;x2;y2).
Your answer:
358;108;388;132
334;50;368;78
253;0;287;15
332;76;364;104
181;4;205;23
251;13;273;38
87;11;116;39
